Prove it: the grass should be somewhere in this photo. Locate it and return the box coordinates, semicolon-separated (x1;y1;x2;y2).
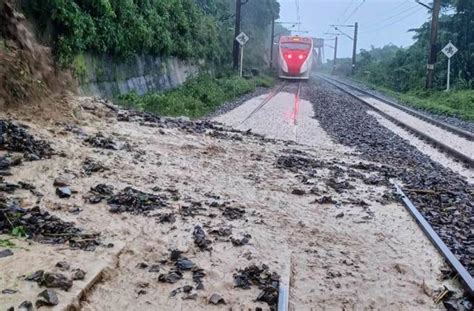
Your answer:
352;78;474;121
116;74;276;118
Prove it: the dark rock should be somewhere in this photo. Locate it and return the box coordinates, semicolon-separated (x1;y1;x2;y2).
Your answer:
182;285;193;293
85;132;120;150
18;300;33;311
209;227;232;237
36;289;59;307
148;265;160;273
193;225;212;251
87;184;114;204
230;234;251;246
40;272;73;291
222;206;245;220
183;293;198;300
233;264;280;309
82;157;107;175
56;187;72;198
0;249;13;258
0;120;53;159
176;258;194;271
25;270;44;282
2;288;18;294
335;212;344;218
157;213;176;224
55;261;70;271
158;270;183;284
53;177;70;187
107;187;168;214
291;188;306;195
71;268;86;280
208;293;226;305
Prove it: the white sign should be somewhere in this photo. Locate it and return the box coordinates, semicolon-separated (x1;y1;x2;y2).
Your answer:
235;32;249;46
441;42;458;58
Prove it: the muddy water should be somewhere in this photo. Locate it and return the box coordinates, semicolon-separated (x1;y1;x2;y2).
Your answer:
0;95;459;310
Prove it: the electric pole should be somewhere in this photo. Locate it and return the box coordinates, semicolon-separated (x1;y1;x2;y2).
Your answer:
233;0;250;70
426;0;441;89
232;0;242;70
332;36;338;75
351;22;358;75
269;12;275;69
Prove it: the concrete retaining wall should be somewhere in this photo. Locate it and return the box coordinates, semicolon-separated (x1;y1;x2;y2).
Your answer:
77;53;199;98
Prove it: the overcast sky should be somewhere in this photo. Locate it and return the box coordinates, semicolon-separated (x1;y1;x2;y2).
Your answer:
278;0;431;60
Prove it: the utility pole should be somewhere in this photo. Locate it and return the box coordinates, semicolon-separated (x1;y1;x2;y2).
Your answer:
351;22;358;75
426;0;441;89
269;12;275;69
332;36;338;75
233;0;250;70
232;0;242;70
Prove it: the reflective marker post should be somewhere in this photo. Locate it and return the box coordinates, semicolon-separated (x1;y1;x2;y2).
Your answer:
240;46;244;77
441;41;458;92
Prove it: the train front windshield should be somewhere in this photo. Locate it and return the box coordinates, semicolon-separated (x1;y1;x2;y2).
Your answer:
280;43;311;50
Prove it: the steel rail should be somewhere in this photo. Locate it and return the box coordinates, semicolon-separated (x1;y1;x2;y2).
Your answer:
238;81;287;127
320;75;474;141
317;75;474;168
394;184;474;297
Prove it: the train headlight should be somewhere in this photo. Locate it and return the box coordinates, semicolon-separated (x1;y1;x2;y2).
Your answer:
287;54;292;59
298;54;304;60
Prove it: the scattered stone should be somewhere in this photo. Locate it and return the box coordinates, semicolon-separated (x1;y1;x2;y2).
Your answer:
314;196;336;204
18;300;33;311
53;177;70;187
291;188;306;195
85;132;120;150
2;288;18;294
230;234;251;246
36;289;59;307
40;272;73;291
157;213;176;224
222;206;245;220
158;270;183;284
56;187;72;198
148;265;160;273
71;268;86;280
182;285;193;293
208;293;226;305
209;227;232;237
0;120;53;159
55;261;70;271
0;249;13;258
335;212;344;219
176;258;194;271
82;157;107;175
87;184;114;204
234;264;280;309
0;205;99;250
192;267;206;289
193;225;212;251
107;187;168;214
183;293;198;300
25;270;44;282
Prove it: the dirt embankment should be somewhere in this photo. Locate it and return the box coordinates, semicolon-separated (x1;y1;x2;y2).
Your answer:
0;0;72;114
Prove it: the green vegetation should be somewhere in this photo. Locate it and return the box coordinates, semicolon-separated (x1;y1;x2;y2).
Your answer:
354;80;474;121
325;0;473;121
117;74;276;118
0;238;16;248
23;0;281;69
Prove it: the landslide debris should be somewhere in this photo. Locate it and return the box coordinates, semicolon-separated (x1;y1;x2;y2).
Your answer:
0;202;99;250
107;187;168;214
234;264;280;310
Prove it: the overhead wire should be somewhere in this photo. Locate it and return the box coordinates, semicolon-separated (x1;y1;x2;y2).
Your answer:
362;4;420;30
343;0;366;23
360;6;425;34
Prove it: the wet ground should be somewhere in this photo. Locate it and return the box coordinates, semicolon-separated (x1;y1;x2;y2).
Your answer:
0;81;471;310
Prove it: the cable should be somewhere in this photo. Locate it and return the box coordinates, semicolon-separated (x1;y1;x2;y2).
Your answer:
343;0;366;23
360;7;424;34
363;4;420;30
336;0;357;24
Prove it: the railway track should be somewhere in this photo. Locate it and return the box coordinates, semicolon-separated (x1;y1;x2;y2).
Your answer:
316;74;474;168
238;80;302;127
316;74;474;298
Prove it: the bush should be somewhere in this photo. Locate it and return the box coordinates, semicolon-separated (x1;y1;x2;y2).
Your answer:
116;74;276;118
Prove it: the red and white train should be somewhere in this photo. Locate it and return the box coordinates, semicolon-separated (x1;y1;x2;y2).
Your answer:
278;36;314;80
